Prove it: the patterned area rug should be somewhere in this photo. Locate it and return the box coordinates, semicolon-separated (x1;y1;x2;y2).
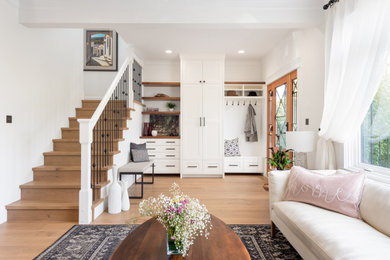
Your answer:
34;224;301;260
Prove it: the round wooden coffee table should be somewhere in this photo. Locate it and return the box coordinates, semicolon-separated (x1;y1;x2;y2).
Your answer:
111;214;250;260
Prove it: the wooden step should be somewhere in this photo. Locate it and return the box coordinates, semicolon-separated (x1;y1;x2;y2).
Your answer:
68;117;79;128
6;200;78;222
33;165;81;182
82;100;128;109
53;139;121;152
53;139;81;152
44;151;81;166
20;181;80;202
76;107;132;119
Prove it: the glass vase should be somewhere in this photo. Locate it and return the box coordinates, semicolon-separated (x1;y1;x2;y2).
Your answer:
166;234;182;258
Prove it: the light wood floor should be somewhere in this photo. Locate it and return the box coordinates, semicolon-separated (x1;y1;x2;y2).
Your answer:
0;175;269;259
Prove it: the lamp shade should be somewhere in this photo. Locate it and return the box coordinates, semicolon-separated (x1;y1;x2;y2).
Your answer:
286;131;316;152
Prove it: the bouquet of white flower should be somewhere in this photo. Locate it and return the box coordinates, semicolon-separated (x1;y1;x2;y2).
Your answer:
139;183;212;256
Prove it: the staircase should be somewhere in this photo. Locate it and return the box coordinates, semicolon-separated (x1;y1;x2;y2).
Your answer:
6;100;133;222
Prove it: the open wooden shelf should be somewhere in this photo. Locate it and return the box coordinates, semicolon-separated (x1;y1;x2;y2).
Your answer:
140;136;180;139
142;97;180;101
142;82;180;87
142;111;180;115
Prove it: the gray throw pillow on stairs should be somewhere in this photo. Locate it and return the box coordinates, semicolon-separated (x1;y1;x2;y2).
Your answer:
131;149;150;163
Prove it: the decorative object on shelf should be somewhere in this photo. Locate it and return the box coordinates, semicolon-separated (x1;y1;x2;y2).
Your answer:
154;93;169;97
226;90;238;96
84;30;118;71
248;91;257;96
148;123;153;136
286;131;316;168
138;183;212;257
146;107;159;112
120;180;130;211
152;130;158;136
143;123;149;136
167;102;176;111
224;138;241;157
108;165;122;214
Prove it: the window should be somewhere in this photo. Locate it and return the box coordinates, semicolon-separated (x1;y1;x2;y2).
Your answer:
360;62;390;168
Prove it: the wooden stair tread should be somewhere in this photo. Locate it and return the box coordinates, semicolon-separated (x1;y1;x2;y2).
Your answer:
43;151;81;156
20;181;80;189
6;200;78;210
33;165;81;171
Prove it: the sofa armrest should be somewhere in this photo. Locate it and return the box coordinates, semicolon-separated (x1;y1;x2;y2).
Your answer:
269;170;291;212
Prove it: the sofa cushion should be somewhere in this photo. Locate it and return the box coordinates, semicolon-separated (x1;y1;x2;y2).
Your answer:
283;166;365;218
273;201;390;260
360;179;390;237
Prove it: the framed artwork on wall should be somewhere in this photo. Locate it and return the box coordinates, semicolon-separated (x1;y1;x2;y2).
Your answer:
84;30;118;71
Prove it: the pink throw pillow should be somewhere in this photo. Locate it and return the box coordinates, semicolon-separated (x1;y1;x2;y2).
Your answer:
283;166;365;219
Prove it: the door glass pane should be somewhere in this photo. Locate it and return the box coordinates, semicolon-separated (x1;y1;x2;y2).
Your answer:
275;84;287;149
292;78;298;131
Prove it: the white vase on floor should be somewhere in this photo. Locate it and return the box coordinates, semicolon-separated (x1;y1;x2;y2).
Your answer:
108;165;121;214
120;180;130;211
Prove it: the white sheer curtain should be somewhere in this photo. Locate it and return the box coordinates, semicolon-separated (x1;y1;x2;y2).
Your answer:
315;0;390;169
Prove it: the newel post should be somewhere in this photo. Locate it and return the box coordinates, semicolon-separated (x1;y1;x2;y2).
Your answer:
78;119;93;224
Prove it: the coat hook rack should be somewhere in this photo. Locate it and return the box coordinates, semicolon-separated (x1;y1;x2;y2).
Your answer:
231;101;234;106
243;100;245;106
238;101;240;106
255;101;257;106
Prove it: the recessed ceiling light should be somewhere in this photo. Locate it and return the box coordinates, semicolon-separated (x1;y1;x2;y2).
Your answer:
165;50;173;54
238;50;245;54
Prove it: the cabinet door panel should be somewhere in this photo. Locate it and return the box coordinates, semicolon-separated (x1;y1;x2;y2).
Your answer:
202;84;223;161
202;61;223;84
182;61;202;84
181;84;203;161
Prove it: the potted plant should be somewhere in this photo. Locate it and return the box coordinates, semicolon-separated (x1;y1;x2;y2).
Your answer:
264;147;293;191
167;102;176;111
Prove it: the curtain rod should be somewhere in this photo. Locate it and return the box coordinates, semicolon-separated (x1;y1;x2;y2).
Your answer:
323;0;339;10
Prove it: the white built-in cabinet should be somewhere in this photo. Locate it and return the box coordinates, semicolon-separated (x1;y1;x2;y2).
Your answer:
180;56;224;177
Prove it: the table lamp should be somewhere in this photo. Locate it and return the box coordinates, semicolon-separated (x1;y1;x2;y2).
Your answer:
286;131;316;168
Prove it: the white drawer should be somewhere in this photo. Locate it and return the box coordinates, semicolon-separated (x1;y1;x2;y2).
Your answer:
243;160;261;172
146;146;179;153
144;139;180;146
148;151;180;160
145;160;180;173
182;160;202;173
203;161;222;174
225;161;243;173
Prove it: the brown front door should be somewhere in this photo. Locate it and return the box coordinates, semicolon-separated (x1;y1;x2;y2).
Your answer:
267;70;297;172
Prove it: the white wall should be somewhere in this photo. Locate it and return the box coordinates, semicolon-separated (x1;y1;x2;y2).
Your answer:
0;0;84;223
260;28;325;169
83;35;129;99
143;61;180;82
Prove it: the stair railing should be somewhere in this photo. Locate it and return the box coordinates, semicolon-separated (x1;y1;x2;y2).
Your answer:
78;58;130;224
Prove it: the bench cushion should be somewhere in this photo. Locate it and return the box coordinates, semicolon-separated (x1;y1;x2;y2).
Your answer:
273;201;390;260
118;161;153;173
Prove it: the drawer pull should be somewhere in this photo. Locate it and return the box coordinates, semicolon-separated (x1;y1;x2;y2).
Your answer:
147;148;156;150
166;141;175;143
146;141;156;143
149;155;156;157
229;164;238;167
166;165;176;167
166;148;176;150
249;164;259;167
166;155;176;157
208;166;218;168
187;166;198;168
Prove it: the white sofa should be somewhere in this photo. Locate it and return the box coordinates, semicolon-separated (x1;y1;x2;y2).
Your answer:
269;170;390;260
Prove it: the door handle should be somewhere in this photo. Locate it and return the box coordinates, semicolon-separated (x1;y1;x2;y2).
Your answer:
208;165;218;168
203;117;206;127
187;165;197;168
200;117;202;127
